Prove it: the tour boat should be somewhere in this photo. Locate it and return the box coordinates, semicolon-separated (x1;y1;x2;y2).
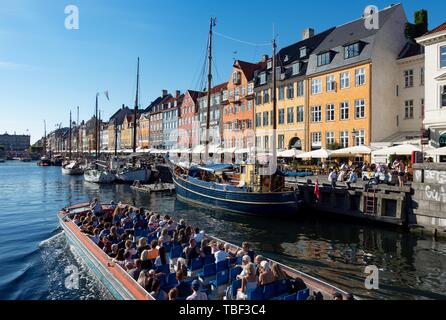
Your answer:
58;202;351;301
37;156;51;167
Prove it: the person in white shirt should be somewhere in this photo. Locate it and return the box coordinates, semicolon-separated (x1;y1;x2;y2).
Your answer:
193;227;205;243
214;242;230;263
328;170;337;189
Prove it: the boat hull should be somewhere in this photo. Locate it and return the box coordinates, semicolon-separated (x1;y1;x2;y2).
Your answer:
62;167;84;175
84;170;116;183
173;173;301;216
115;169;151;183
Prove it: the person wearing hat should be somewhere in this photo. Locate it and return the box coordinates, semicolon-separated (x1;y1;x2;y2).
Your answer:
186;280;208;300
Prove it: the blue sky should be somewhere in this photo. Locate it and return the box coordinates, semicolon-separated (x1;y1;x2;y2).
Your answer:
0;0;444;143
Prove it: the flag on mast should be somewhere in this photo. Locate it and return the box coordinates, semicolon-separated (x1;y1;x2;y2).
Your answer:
104;90;110;101
314;179;321;201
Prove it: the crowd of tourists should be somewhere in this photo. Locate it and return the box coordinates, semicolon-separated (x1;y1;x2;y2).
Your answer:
70;198;353;300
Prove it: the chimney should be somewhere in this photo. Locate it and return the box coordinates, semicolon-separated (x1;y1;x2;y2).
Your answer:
122;104;125;109
261;54;269;62
175;90;181;98
162;89;168;97
302;28;315;40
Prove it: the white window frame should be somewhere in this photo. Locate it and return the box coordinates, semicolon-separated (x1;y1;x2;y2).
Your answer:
355;68;365;86
311;106;322;123
404;100;414;119
311;132;322;147
326;104;335;121
340;72;350;89
404;69;414;88
326;75;336;92
340;101;349;120
326;131;335;146
354;129;365;146
340;131;349;148
311;79;322;95
355;99;365;119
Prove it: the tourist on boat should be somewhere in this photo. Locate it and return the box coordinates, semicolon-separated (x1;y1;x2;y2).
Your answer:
90;228;101;244
345;292;355;300
237;263;259;300
128;259;142;281
178;229;189;246
109;201;117;210
113;248;126;268
154;246;170;268
171;230;180;246
186;280;208;301
109;244;119;259
308;291;324;300
183;239;200;267
168;288;178;301
177;219;187;232
100;236;112;253
121;212;133;230
176;258;188;275
271;263;287;281
254;255;266;275
137;237;149;256
149;278;167;300
90;198;102;217
193;227;205;243
199;239;212;257
259;261;275;286
137;269;156;291
133;210;145;229
147;240;159;260
236;242;255;262
332;292;344;300
214;242;230;263
237;255;252;280
158;228;171;245
140;250;154;271
73;215;81;226
175;270;191;298
210;240;219;254
124;240;137;258
108;226;119;244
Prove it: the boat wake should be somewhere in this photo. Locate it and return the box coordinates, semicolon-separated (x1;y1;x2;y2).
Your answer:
39;232;113;300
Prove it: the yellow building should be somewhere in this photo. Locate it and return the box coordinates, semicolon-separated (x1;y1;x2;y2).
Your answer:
120;114;138;150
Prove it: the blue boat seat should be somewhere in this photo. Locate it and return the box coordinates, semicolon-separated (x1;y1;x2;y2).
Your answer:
229;266;243;282
210;270;229;289
297;288;310;300
162;242;172;253
190;257;203;271
230;279;242;298
216;259;229;272
204;255;215;265
263;282;276;300
198;263;216;279
248;287;264;300
274;279;290;296
155;264;170;274
169;245;183;260
161;272;178;291
283;292;297;300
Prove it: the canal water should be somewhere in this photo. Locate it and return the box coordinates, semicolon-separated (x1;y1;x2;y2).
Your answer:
0;161;445;300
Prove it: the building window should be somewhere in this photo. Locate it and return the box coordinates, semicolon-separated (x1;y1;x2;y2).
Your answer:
297;81;304;97
354;130;365;146
326;75;336;92
355;68;365;86
420;67;424;86
297;106;304;123
264;136;269;149
287;107;294;123
255;113;261;127
278;109;285;124
263;111;269;126
278;135;285;149
263;89;270;104
287;84;294;99
441;46;446;68
421;98;425;117
292;63;300;75
326;131;335;146
355;99;365;119
299;47;307;58
279;86;285;100
311;106;322;122
404;100;414;119
256;93;262;105
311;132;322;147
344;42;360;59
340;131;349;148
317;52;331;66
340;101;349;120
404;70;414;88
248;83;254;95
441;85;446;108
260;72;266;85
248;101;253;110
311;79;322;95
340;72;350;89
326;104;335;121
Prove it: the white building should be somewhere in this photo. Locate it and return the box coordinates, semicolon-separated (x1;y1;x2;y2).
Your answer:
417;22;446;150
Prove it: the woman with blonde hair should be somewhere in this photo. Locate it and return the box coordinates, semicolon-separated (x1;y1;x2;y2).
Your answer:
271;263;288;281
259;260;275;286
237;263;258;300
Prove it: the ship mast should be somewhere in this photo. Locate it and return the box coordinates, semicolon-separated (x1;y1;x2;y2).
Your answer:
95;94;99;160
270;38;278;192
43;120;47;157
133;57;140;154
76;106;79;157
204;18;216;163
69;110;72;160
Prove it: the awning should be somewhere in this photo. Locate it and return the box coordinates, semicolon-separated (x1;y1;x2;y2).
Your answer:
278;149;304;158
296;148;333;159
372;144;421;156
194;163;234;173
426;146;446;156
331;145;376;157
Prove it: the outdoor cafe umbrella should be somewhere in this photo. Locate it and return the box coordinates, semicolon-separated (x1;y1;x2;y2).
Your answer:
372;144;421;156
331;145;376;157
296;148;333;159
278;149;304;158
426;146;446;156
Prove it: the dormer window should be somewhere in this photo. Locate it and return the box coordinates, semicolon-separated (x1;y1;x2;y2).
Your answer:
284;55;289;62
232;71;241;85
292;62;300;75
344;42;362;59
317;51;332;67
267;60;272;69
259;72;266;85
300;47;307;58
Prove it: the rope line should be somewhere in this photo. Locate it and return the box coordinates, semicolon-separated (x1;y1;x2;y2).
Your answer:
214;31;270;47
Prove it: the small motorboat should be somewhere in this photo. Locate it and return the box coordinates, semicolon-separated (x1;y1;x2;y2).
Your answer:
115;167;151;183
62;160;84;175
130;181;175;194
37;156;51;167
84;169;115;184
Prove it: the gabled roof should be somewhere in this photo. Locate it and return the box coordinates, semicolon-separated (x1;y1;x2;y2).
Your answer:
198;82;228;99
144;96;164;113
109;106;134;126
235;60;267;81
424;21;446;36
185;90;202;105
